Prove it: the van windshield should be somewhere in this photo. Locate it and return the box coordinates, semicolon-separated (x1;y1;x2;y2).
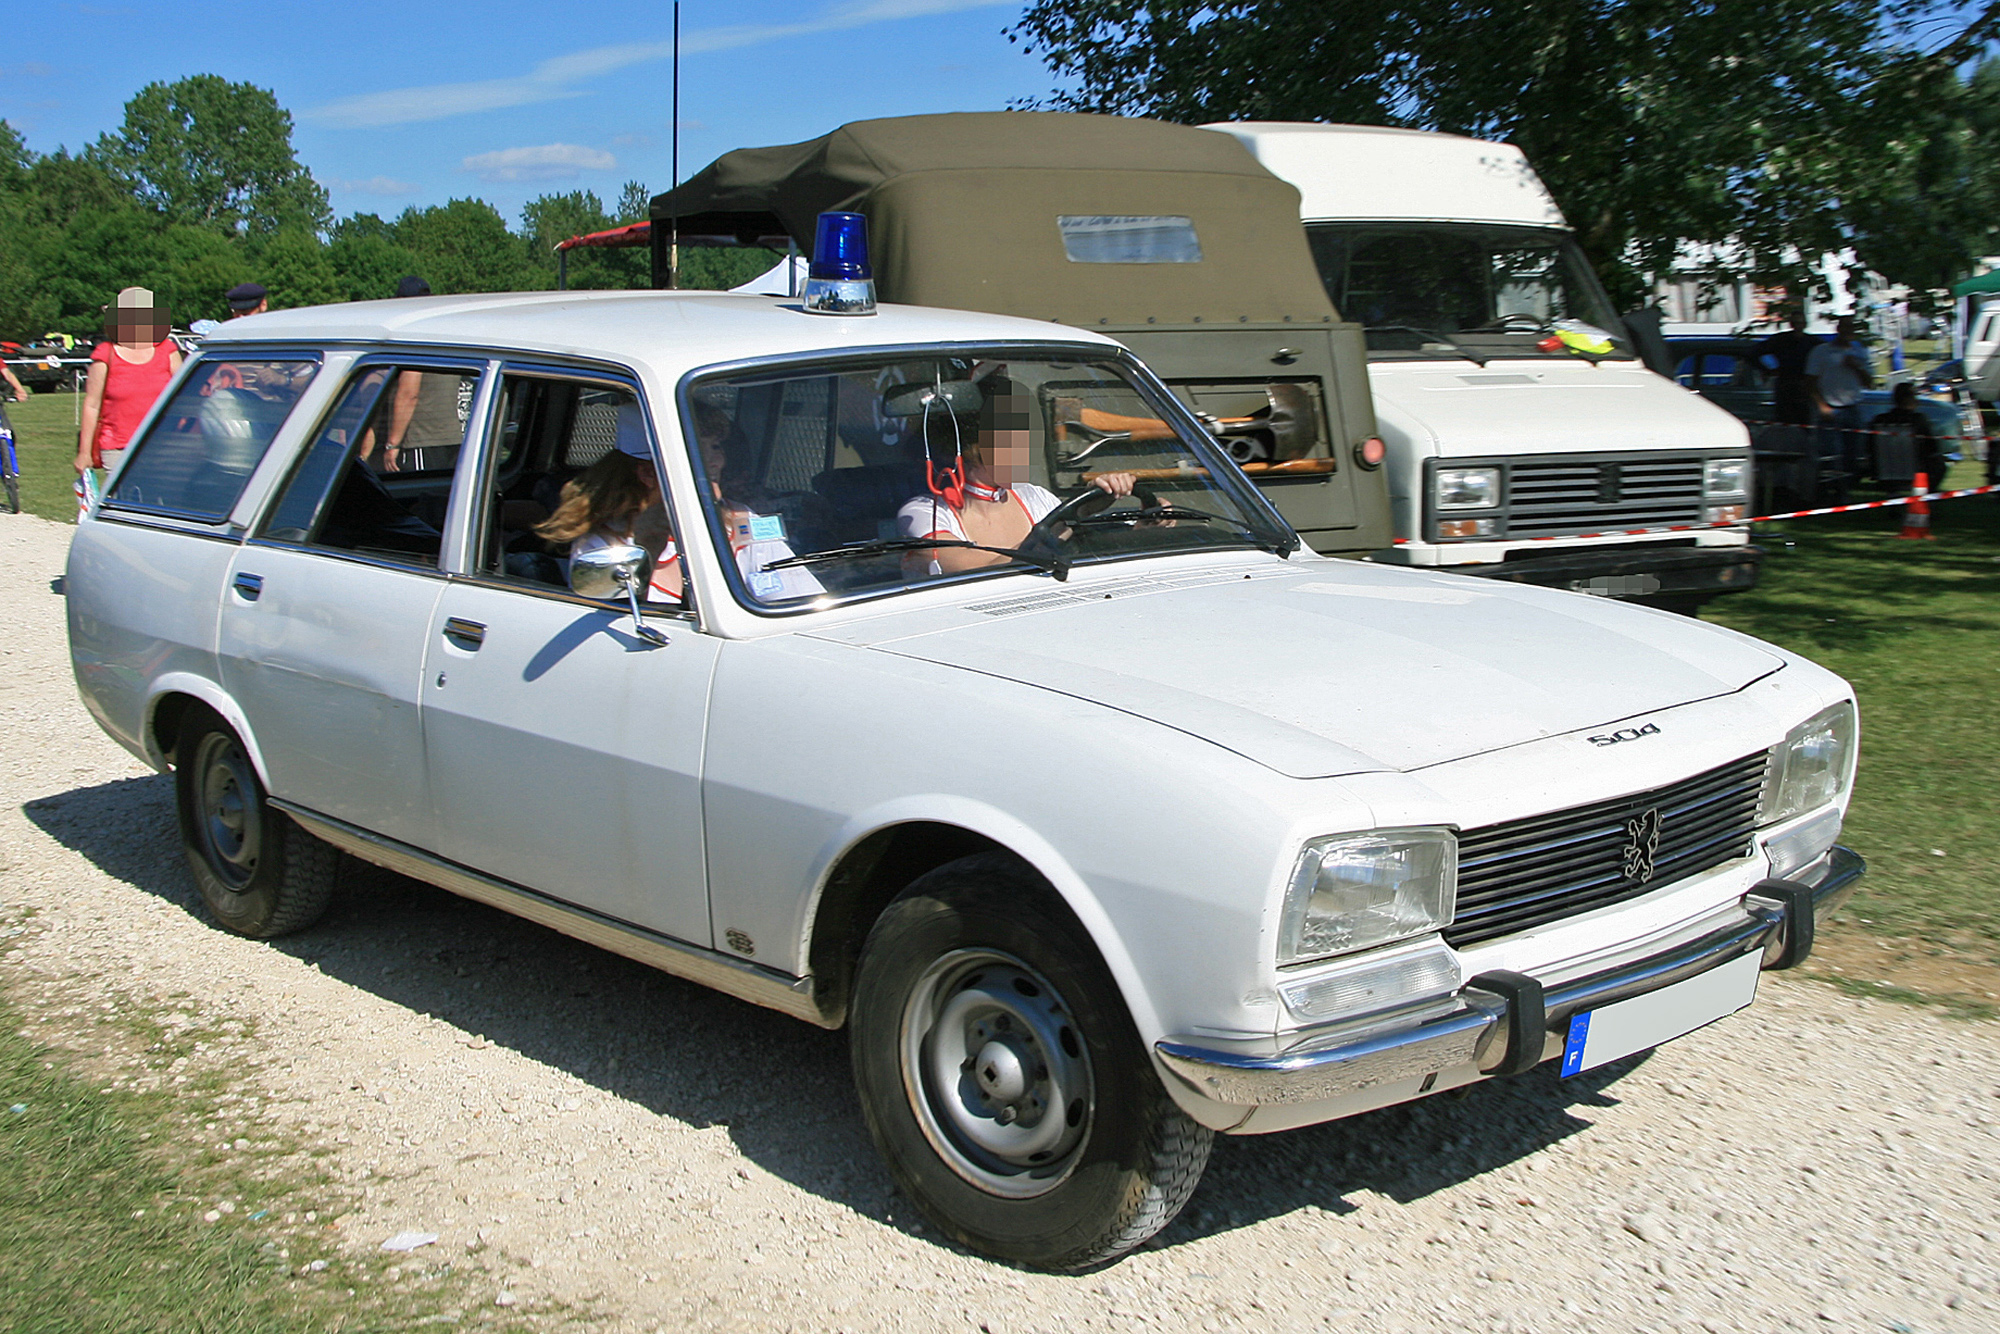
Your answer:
682;350;1297;611
1306;222;1633;362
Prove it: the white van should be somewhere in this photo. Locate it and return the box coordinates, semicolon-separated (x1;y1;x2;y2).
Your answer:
1207;123;1761;611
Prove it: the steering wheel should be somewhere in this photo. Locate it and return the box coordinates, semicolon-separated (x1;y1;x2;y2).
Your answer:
1021;485;1114;549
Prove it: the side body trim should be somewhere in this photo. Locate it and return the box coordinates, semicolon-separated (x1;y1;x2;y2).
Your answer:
273;800;827;1027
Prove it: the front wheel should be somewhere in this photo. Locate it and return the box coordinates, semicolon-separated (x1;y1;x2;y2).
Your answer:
849;854;1212;1270
174;709;337;938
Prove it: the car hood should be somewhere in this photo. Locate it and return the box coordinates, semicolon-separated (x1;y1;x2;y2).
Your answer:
1368;358;1749;456
805;561;1783;778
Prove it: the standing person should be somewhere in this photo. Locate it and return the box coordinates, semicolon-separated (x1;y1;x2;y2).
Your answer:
1754;307;1819;426
1805;316;1874;479
1867;382;1950;492
0;356;23;514
358;276;464;473
226;282;269;318
75;287;183;477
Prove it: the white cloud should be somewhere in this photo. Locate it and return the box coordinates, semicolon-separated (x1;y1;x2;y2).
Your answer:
327;175;420;197
302;0;1012;128
461;143;617;183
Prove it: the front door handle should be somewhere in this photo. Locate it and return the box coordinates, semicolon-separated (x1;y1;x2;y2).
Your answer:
232;572;263;601
442;617;486;650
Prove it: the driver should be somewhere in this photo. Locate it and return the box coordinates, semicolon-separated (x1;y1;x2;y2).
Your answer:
896;376;1136;575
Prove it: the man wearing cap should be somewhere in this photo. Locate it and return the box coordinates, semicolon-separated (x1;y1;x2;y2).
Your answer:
227;283;269;318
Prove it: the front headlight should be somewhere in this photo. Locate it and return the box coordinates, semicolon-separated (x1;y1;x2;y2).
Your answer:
1279;829;1457;966
1434;467;1500;510
1704;457;1750;497
1759;701;1858;826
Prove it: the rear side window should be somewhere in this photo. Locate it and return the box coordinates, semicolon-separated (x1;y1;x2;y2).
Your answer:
106;359;319;520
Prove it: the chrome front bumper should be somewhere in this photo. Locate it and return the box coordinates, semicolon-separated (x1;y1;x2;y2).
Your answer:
1155;846;1863;1110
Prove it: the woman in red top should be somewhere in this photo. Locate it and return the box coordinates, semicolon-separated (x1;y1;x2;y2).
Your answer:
74;287;182;474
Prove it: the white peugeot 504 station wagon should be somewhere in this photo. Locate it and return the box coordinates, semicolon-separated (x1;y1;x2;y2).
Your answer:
68;286;1861;1270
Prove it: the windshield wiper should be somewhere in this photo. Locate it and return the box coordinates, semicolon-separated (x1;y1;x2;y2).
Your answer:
763;536;1073;580
1364;324;1488;366
1067;506;1300;556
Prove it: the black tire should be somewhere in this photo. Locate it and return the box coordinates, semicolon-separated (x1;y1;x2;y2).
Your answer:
849;853;1213;1270
174;709;337;938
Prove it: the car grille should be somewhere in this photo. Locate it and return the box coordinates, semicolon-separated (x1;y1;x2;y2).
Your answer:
1445;752;1768;948
1506;456;1707;537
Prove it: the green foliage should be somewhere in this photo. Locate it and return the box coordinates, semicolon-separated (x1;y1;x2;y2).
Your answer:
393;198;541;294
1;77;670;340
1008;1;2000;299
674;247;783;291
90;75;329;236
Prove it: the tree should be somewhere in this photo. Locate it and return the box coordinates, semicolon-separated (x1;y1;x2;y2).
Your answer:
325;214;424;303
92;75;329;236
1008;0;2000;302
615;180;651;225
394;198;538;294
521;190;650;290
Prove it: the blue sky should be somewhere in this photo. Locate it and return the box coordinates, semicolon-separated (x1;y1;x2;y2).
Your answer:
2;0;1055;225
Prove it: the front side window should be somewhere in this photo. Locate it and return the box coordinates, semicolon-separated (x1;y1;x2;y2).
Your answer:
1306;222;1632;361
259;363;481;567
684;350;1295;611
105;358;319;520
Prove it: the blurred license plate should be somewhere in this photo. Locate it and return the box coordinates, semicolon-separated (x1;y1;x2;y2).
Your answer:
1560;951;1761;1076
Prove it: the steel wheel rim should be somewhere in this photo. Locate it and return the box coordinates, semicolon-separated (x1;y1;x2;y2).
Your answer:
899;948;1094;1199
193;732;260;891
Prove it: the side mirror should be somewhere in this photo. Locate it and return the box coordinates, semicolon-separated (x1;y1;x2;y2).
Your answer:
568;543;669;646
568;542;649;599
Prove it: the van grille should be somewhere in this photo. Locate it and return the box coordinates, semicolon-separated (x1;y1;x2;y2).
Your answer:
1506;456;1707;537
1445;752;1767;948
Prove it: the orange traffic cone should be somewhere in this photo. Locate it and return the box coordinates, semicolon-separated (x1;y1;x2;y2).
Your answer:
1899;472;1936;540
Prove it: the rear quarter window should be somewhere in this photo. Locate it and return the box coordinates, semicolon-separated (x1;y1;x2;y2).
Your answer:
106;358;319;521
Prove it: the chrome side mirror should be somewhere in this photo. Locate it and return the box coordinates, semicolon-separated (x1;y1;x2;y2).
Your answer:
568;544;669;646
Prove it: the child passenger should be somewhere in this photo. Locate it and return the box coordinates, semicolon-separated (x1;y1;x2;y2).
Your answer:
535;402;685;602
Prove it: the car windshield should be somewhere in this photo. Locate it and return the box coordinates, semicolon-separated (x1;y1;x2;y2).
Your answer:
1306;222;1633;361
682;350;1296;610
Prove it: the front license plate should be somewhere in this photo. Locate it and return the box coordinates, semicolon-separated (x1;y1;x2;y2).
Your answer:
1560;950;1761;1076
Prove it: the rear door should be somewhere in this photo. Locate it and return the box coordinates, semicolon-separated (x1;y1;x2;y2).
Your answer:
218;355;488;851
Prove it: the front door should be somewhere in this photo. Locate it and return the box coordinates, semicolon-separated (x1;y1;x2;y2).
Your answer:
419;370;717;946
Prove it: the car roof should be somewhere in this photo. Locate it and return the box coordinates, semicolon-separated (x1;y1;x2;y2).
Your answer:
201;290;1124;377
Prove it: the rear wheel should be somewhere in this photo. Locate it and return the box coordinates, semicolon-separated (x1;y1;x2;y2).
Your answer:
850;853;1212;1270
174;710;337;938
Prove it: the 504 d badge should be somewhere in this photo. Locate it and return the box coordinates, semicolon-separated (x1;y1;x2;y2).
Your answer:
1622;807;1663;884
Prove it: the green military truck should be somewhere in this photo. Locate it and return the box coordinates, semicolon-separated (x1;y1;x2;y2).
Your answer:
652;112;1393;555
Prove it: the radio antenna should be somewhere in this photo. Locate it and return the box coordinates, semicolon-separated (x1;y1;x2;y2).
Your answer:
669;0;681;289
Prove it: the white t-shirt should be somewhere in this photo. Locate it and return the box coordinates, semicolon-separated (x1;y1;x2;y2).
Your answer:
1804;340;1873;408
896;484;1062;577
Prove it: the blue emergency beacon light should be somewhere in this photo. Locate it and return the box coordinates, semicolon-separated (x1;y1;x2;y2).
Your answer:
802;211;876;316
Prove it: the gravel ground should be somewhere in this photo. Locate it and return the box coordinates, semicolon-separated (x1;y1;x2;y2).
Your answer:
3;511;1998;1333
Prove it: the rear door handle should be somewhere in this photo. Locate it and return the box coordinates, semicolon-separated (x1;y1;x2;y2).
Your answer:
442;617;486;649
232;572;263;601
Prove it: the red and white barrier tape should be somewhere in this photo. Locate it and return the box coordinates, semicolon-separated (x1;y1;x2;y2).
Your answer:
1391;483;2000;545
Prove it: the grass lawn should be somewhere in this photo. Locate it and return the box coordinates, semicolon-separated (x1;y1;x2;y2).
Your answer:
1709;460;2000;1014
0;984;528;1332
3;391;85;523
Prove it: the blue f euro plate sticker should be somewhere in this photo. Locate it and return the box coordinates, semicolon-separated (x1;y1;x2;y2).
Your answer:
1560;950;1761;1077
748;513;786;542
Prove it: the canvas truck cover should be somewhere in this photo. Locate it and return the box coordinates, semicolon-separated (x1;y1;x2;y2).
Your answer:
651;113;1344;328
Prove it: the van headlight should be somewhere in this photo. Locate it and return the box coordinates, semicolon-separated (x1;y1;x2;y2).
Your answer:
1758;702;1857;826
1279;829;1457;966
1704;457;1750;498
1434;467;1500;510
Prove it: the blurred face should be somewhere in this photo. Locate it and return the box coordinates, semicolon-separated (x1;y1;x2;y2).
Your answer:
1835;317;1857;340
634;457;660;503
108;307;169;346
978;394;1034;484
